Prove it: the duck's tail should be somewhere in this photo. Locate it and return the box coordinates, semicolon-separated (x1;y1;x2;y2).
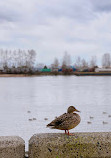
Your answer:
46;123;55;128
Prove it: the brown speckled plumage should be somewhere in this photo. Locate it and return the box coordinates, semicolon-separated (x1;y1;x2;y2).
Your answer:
47;106;81;135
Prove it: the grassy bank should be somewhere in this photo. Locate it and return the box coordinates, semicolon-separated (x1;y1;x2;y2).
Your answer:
0;72;63;77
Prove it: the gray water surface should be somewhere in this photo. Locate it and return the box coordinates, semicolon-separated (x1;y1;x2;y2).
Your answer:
0;76;111;149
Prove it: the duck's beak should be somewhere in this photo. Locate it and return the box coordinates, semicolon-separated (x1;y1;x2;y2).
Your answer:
75;109;80;112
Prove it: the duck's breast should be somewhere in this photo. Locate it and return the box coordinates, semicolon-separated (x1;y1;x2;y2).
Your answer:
67;113;81;129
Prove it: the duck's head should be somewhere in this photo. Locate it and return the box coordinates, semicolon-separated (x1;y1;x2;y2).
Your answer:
67;106;80;113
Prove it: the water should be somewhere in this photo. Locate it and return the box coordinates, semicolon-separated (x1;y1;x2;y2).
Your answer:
0;76;111;150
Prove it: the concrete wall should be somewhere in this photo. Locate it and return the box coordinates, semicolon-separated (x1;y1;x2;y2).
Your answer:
0;136;25;158
0;133;111;158
29;132;111;158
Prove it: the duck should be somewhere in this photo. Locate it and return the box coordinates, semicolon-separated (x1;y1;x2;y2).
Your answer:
103;112;107;114
87;121;92;124
47;106;81;135
44;118;48;121
28;119;33;121
103;121;108;124
89;116;94;119
33;118;36;120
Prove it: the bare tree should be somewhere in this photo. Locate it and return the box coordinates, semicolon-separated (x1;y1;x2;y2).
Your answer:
74;56;82;68
36;63;44;69
90;56;97;68
0;49;37;73
81;58;88;68
62;51;71;69
27;49;36;69
17;49;24;68
51;57;59;69
102;53;111;68
0;49;4;68
3;50;8;68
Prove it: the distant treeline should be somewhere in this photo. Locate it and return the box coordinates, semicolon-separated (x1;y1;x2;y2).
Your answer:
0;50;111;74
50;52;111;70
0;49;36;74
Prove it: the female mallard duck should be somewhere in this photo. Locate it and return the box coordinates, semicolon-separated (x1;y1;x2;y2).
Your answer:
47;106;81;135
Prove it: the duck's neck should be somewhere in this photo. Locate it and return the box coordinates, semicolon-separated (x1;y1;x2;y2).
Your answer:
67;112;74;114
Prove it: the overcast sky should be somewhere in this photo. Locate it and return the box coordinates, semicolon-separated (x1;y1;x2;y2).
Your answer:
0;0;111;64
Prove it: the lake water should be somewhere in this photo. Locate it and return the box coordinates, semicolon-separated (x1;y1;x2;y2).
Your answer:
0;76;111;150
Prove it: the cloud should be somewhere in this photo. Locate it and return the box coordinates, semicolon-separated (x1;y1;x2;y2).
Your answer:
0;0;111;64
39;0;94;21
92;0;111;12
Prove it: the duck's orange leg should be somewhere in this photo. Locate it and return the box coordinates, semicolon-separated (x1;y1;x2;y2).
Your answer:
67;130;74;136
65;130;74;135
65;130;69;135
65;130;67;134
68;130;69;135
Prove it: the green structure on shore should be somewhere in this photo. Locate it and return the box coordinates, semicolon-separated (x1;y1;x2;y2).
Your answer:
40;66;51;72
40;68;51;72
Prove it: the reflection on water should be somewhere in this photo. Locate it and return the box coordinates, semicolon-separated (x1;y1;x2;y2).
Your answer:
0;76;111;149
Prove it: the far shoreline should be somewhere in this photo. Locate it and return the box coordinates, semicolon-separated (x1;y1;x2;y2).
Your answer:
1;71;111;77
0;74;32;77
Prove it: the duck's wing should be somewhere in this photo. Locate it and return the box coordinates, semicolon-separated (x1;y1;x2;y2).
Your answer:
47;113;73;128
58;113;81;129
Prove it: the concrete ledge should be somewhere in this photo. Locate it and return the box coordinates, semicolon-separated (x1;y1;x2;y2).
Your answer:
29;132;111;158
0;136;25;158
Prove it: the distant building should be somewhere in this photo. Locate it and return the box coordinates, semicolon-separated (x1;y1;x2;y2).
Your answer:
41;68;51;72
0;68;3;74
95;68;111;72
40;65;51;72
58;68;62;72
51;67;58;72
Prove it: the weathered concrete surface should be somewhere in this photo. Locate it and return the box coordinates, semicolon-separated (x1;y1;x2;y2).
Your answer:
29;132;111;158
0;136;25;158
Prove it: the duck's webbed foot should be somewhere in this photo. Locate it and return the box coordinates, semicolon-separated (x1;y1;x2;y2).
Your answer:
65;130;74;136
